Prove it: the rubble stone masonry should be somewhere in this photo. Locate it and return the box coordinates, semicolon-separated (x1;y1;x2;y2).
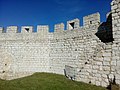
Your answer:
0;0;119;87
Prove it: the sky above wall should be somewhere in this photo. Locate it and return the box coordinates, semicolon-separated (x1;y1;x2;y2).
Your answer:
0;0;112;32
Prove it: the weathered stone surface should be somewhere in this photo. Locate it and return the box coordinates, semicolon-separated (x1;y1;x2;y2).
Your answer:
112;0;120;85
0;0;120;88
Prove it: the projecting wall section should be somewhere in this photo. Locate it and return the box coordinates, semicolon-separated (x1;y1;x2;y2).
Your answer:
50;13;113;87
111;0;120;84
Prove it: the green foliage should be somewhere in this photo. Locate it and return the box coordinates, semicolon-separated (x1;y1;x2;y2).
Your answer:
0;73;107;90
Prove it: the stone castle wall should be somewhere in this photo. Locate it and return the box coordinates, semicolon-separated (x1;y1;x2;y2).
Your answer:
49;15;112;86
111;0;120;85
0;25;50;79
0;0;120;87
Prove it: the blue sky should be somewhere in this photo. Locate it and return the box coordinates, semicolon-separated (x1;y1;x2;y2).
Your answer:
0;0;112;32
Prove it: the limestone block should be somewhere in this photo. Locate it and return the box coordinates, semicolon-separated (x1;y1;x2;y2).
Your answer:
111;66;116;72
93;65;99;69
104;57;111;61
117;61;120;66
104;79;109;84
96;81;101;86
117;70;120;74
109;74;114;79
116;74;120;80
111;60;117;66
103;52;111;56
103;66;110;71
103;61;110;66
112;5;118;10
111;1;114;6
118;27;120;30
118;3;120;8
101;81;108;87
96;62;102;65
95;74;101;78
114;19;118;23
92;70;97;74
112;56;119;61
99;66;103;71
118;12;120;15
102;74;107;78
116;8;120;12
91;79;96;85
116;80;120;84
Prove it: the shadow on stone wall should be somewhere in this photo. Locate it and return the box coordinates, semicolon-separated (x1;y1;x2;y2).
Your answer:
95;13;114;43
107;75;120;90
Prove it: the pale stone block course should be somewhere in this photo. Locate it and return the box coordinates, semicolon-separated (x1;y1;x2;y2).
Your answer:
0;0;120;87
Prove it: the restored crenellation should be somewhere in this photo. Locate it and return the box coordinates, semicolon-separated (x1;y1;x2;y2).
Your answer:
0;12;100;35
37;25;49;33
83;12;100;26
6;26;18;33
0;0;120;88
54;23;64;32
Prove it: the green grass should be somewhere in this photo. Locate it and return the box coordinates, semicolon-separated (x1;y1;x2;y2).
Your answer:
0;73;107;90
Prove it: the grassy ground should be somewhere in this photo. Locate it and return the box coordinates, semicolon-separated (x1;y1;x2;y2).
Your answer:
0;73;107;90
